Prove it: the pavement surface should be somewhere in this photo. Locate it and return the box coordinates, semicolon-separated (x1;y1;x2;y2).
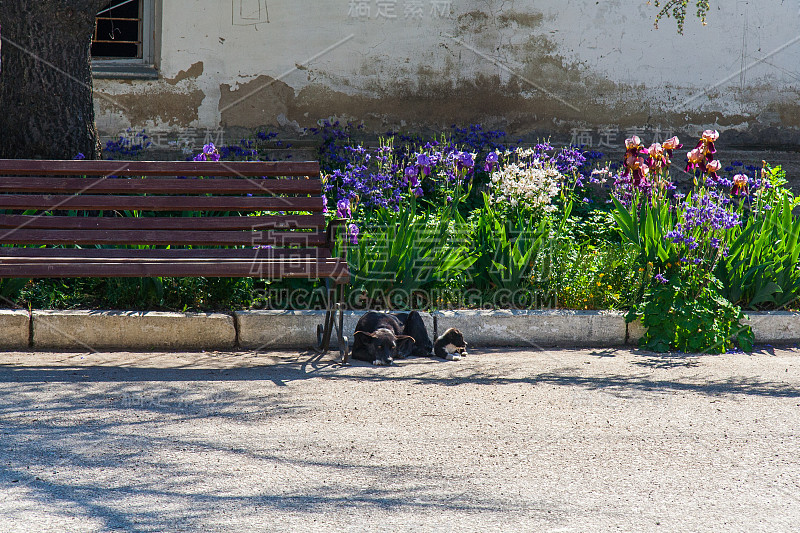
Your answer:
0;347;799;532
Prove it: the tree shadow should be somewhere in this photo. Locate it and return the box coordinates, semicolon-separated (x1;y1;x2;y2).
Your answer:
1;347;798;530
588;349;619;358
2;348;798;399
0;371;541;531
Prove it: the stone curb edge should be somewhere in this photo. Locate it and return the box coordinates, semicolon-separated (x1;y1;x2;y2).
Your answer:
0;310;797;351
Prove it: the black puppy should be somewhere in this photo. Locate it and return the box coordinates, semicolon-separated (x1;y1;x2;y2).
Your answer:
434;328;468;361
349;311;433;366
393;312;434;357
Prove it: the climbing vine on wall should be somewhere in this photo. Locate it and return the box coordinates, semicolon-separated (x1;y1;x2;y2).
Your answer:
651;0;711;33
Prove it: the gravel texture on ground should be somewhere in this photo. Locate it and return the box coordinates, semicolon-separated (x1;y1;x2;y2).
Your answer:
0;347;798;532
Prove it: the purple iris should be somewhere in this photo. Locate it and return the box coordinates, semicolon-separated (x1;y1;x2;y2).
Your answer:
655;273;668;284
193;142;221;162
457;151;474;169
484;151;499;171
348;224;359;245
416;153;432;176
203;143;221;161
404;166;420;187
336;199;352;219
73;153;86;160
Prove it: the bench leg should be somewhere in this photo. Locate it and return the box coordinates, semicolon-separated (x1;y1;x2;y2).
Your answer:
315;283;349;365
336;283;350;365
315;285;335;353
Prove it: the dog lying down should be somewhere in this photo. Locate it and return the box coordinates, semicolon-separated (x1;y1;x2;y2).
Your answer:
349;311;468;366
434;327;468;361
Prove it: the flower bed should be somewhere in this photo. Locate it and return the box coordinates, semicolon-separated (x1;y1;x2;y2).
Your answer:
6;123;796;354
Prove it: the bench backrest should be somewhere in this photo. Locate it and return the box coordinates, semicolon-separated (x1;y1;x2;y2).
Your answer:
0;159;324;247
0;160;348;281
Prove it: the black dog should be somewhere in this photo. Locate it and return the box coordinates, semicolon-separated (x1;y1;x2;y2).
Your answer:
348;311;433;366
434;328;468;361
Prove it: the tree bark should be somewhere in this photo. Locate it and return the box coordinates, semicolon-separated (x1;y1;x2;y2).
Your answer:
0;1;108;159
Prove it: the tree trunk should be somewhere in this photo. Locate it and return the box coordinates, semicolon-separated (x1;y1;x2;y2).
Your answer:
0;1;107;159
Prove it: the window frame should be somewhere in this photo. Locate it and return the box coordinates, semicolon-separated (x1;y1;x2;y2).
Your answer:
92;0;159;80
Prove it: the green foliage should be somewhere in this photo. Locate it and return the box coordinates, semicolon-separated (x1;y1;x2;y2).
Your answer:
564;208;621;244
613;181;753;353
716;166;800;309
612;195;677;267
546;243;641;310
469;193;550;294
652;0;711;33
0;278;29;305
629;273;753;354
611;194;679;307
18;277;254;311
347;197;476;309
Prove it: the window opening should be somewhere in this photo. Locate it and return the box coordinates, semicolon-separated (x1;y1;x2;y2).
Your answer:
92;0;143;59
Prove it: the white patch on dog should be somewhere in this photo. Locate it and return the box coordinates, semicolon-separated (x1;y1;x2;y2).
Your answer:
446;353;462;361
373;360;381;366
444;343;458;354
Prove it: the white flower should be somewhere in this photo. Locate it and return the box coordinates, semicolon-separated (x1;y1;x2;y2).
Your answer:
488;151;563;214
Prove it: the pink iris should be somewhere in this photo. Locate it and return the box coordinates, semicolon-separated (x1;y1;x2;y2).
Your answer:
732;174;749;195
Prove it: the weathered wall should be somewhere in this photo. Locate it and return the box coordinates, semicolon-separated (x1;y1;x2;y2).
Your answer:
94;0;800;147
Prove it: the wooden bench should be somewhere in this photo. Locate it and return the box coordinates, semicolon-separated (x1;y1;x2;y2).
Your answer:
0;159;350;358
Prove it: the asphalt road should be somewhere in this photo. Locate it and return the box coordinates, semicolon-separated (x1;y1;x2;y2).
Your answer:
1;347;799;532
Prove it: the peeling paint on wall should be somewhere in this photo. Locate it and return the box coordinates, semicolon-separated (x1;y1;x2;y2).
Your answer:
92;1;800;146
96;89;205;128
219;76;295;129
165;61;204;86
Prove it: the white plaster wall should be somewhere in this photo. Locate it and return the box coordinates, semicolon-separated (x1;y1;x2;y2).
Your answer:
94;0;800;137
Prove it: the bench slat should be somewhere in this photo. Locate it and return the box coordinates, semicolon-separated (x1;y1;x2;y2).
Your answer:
0;160;320;177
0;214;325;231
0;248;332;259
0;195;324;212
0;229;326;247
0;260;350;280
0;177;322;195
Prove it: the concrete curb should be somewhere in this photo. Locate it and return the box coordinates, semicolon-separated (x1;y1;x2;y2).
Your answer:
0;310;31;350
626;312;800;347
744;311;800;344
235;310;434;350
0;309;797;352
31;310;236;351
627;319;646;346
436;309;627;347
